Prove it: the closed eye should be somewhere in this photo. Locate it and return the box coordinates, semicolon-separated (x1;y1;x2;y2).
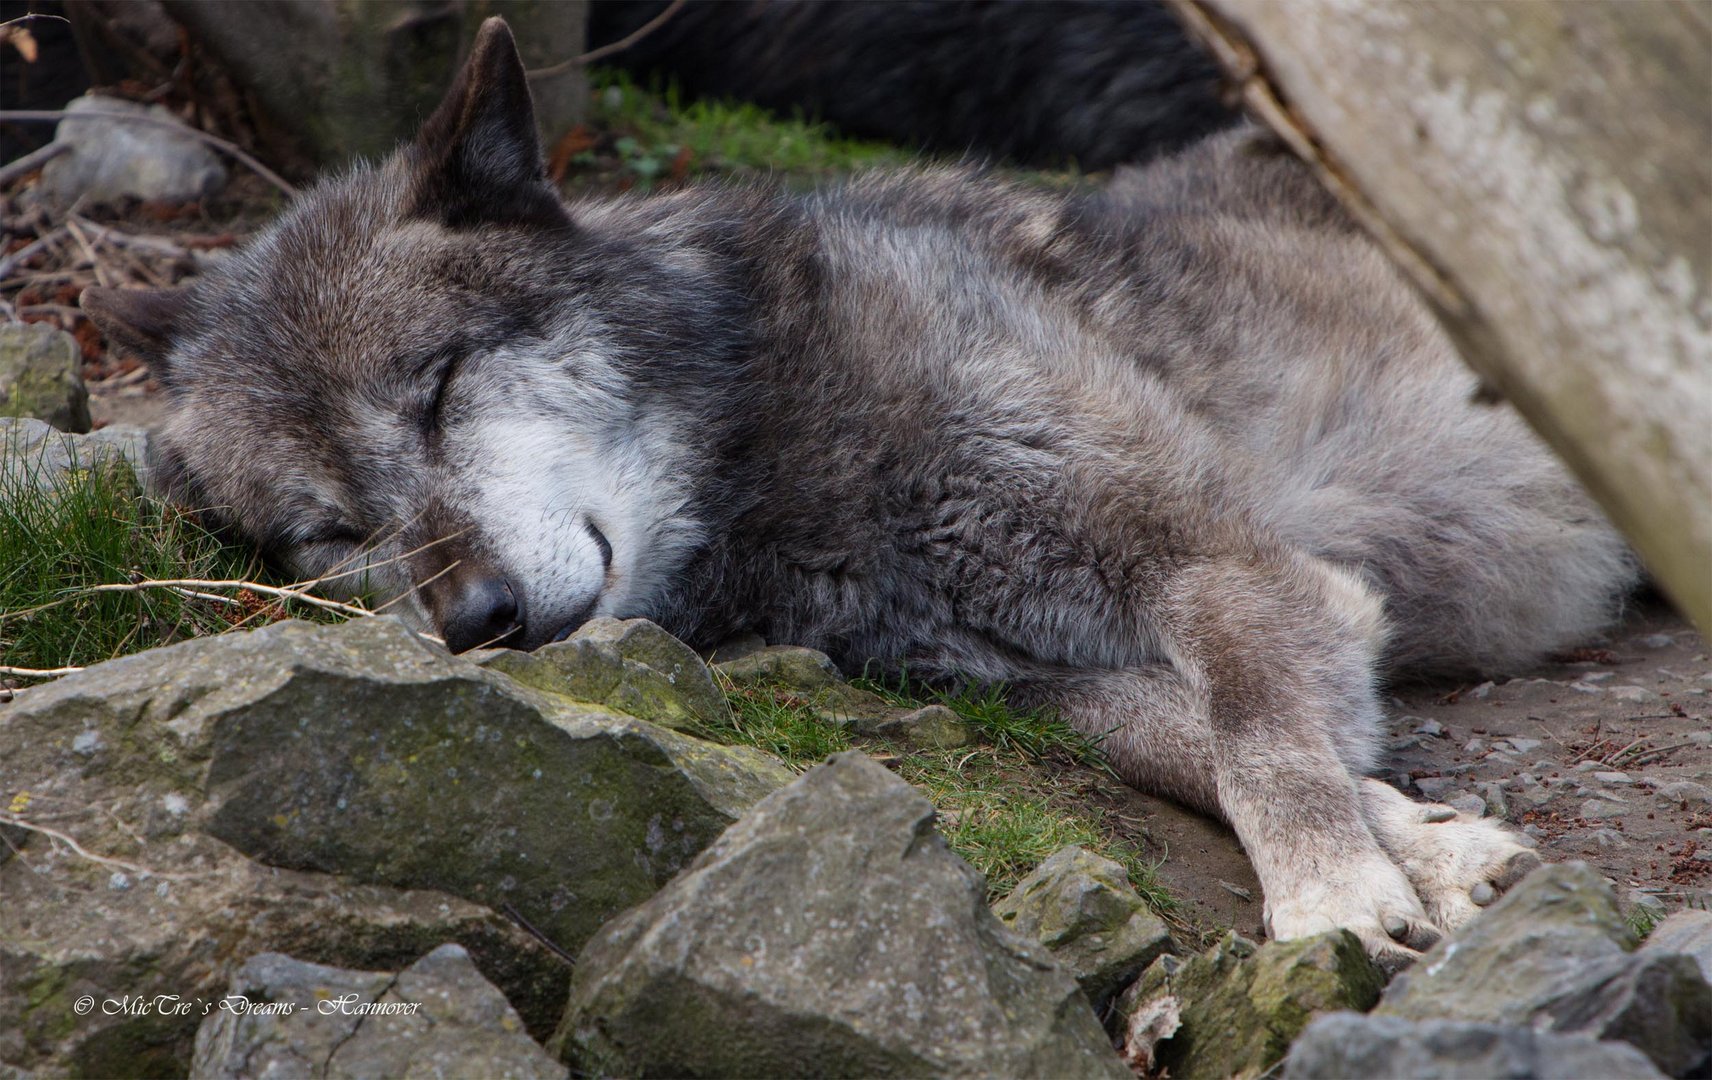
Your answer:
424;350;465;436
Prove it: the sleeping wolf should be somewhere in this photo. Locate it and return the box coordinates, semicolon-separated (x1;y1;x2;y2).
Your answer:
84;20;1637;966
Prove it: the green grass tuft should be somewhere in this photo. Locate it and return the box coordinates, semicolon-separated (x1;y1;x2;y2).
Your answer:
0;445;332;680
702;670;1171;910
573;69;914;189
858;673;1111;770
703;674;856;766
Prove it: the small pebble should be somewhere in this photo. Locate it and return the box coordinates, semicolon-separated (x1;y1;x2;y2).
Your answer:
1522;823;1547;840
1579;799;1625;820
1568;682;1604;695
1218;880;1254;901
1478;782;1510;819
1592;771;1633;785
1578;671;1615;684
1414;776;1456;799
1610;685;1658;704
1447;794;1487;818
1470;681;1495;700
1574;760;1601;772
1462;738;1488;754
1637;633;1676;649
1413;719;1446;738
1507;737;1544;754
1469;882;1495;906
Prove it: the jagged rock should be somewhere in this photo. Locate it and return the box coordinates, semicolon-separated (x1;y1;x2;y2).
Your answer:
1284;1013;1666;1079
857;703;974;749
35;95;227;206
190;945;565;1079
479;616;731;731
1644;909;1712;983
0;324;89;433
1116;931;1385;1080
714;644;971;747
713;643;846;690
0;617;788;1075
559;752;1128;1078
0;416;148;490
1377;863;1712;1076
994;845;1174;1007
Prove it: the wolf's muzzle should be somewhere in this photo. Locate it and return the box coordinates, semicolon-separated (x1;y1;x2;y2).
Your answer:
440;575;523;653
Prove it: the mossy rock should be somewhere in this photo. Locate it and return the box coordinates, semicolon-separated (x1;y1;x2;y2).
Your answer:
480;616;731;731
995;845;1174;1007
1118;930;1384;1080
0;326;90;433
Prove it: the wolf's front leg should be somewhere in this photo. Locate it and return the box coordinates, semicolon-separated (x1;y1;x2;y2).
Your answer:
1011;553;1447;968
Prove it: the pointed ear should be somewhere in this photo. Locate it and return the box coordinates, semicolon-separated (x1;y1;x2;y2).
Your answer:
409;17;570;230
81;286;190;376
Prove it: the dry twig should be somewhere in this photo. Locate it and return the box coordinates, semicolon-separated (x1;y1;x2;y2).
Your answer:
527;0;686;78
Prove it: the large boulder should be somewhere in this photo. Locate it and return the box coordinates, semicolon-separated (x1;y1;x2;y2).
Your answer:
1376;863;1712;1076
0;617;788;1075
559;752;1129;1078
1284;1013;1666;1079
1116;931;1385;1080
994;845;1175;1008
0;324;90;433
190;945;565;1079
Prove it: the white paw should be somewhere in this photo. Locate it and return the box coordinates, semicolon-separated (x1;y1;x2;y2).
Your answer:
1264;852;1440;972
1359;778;1542;930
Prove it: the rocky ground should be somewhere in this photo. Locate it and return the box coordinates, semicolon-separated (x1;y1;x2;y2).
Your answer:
1;486;1706;1075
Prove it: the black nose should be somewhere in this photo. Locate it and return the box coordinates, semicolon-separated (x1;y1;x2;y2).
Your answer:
441;576;521;653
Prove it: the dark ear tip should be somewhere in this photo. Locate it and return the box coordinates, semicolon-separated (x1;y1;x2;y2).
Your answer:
472;16;517;56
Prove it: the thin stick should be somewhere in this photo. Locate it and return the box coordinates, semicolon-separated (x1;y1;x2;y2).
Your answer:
0;109;296;197
0;664;83;677
0;141;67;187
526;0;686;78
69;216;200;260
0;224;66;280
6;576;376;622
0;812;190;879
64;217;111;288
501;902;579;967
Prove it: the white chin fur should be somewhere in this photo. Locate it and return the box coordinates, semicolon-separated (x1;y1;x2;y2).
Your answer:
449;346;705;639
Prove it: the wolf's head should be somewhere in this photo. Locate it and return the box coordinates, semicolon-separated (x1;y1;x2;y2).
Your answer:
83;19;740;651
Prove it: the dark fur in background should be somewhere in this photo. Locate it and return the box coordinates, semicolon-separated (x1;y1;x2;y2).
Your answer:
590;0;1241;169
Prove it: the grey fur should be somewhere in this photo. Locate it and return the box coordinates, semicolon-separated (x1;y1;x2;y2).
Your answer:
82;21;1636;965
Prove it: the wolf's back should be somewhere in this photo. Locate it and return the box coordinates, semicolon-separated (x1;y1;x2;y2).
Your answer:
1094;132;1640;677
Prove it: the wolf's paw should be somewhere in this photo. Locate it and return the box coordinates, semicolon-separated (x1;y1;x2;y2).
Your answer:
1263;855;1441;974
1359;777;1542;930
